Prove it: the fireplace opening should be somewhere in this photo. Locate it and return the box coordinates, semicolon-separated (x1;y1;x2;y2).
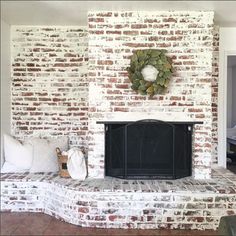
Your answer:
98;119;202;179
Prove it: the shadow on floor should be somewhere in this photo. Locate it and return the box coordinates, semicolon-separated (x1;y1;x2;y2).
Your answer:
227;162;236;174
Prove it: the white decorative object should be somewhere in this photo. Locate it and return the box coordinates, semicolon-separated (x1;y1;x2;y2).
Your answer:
65;147;87;180
3;134;33;170
141;65;159;82
29;136;68;173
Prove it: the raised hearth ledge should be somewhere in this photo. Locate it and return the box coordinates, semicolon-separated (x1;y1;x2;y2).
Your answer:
1;168;236;230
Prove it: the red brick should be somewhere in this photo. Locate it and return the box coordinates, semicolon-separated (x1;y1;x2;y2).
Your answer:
123;31;139;35
106;30;121;35
88;18;104;23
131;24;148;29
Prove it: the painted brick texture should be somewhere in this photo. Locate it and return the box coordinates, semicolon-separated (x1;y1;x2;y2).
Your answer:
11;26;88;148
87;11;215;179
212;26;219;164
10;12;219;180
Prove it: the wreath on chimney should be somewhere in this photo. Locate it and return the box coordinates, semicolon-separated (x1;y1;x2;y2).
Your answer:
127;49;174;97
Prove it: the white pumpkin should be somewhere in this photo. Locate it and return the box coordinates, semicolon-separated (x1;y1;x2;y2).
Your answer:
141;65;159;82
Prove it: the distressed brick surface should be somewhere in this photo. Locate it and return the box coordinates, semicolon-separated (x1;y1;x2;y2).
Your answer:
87;11;215;179
11;26;88;149
10;12;220;179
212;26;219;164
1;168;236;230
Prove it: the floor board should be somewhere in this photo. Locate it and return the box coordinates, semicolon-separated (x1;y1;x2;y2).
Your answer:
0;212;218;236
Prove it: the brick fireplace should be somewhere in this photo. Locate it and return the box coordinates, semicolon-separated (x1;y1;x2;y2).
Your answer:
11;11;219;180
87;11;216;179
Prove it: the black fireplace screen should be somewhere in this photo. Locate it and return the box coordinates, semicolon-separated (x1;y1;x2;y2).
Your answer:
104;120;193;179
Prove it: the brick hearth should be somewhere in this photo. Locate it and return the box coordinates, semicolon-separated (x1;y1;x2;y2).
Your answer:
1;168;236;230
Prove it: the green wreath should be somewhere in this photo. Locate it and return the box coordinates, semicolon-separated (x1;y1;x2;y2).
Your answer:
127;49;174;97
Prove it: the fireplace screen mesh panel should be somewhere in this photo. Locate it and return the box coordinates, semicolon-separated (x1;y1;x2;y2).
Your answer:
109;124;125;177
126;122;174;177
174;124;192;178
105;120;192;179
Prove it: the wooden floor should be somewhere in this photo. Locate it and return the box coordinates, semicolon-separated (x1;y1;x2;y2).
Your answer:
1;212;218;236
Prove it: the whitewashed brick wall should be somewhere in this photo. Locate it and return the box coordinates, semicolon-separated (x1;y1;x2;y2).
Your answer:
11;26;88;148
87;11;215;179
10;13;219;179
